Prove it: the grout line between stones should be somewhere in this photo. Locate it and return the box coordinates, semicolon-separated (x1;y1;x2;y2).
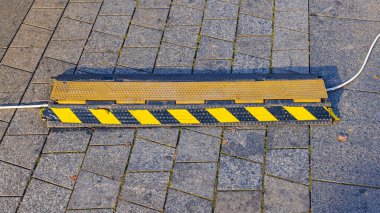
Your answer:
260;125;268;213
191;0;208;74
211;127;224;212
230;0;242;73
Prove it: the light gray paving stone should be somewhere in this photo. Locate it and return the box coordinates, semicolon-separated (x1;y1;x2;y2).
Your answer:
45;39;87;64
137;127;178;147
176;128;220;162
233;53;270;74
266;149;309;184
204;0;238;19
139;0;171;8
276;0;308;12
66;209;114;213
84;32;124;53
173;0;205;9
156;43;195;66
128;138;175;171
121;172;170;210
32;57;75;83
222;129;265;162
117;200;159;213
91;128;135;146
163;25;200;48
24;8;63;30
197;36;234;59
52;18;93;40
18;179;71;213
154;66;193;74
275;11;308;33
132;8;169;30
100;0;136;15
218;154;262;190
0;197;20;213
272;50;309;74
202;19;237;42
34;153;84;189
124;25;163;47
168;5;203;26
240;0;273;19
264;176;309;212
236;36;272;59
33;0;68;8
7;109;49;135
21;83;51;103
273;28;308;50
94;15;131;37
215;191;262;213
2;47;45;72
165;189;212;213
63;2;101;23
237;14;272;36
83;145;130;179
0;135;46;169
194;59;231;73
171;163;217;199
186;127;222;137
118;47;158;72
77;52;118;74
68;171;119;209
312;121;380;187
267;125;309;148
0;49;5;59
11;24;52;48
0;162;31;196
43;128;91;153
312;181;380;213
0;121;7;139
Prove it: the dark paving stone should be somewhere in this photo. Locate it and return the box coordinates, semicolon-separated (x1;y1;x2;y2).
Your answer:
0;197;20;213
218;154;262;190
215;191;262;213
94;15;131;37
63;2;101;23
176;129;220;162
32;57;75;83
272;50;309;74
44;129;91;153
240;0;273;19
34;153;83;189
132;8;169;30
52;18;93;40
233;53;270;74
154;66;193;74
139;0;171;8
137;127;178;147
205;0;238;19
165;189;212;213
68;171;119;209
273;28;308;50
163;25;200;48
237;14;272;36
100;0;135;15
118;47;158;72
312;181;380;213
276;0;308;12
84;32;124;53
275;11;308;33
202;19;237;42
121;172;169;210
2;47;45;72
83;145;130;179
173;0;205;9
156;43;195;67
197;36;234;59
0;135;46;169
171;163;217;199
18;179;71;213
24;8;63;30
267;125;309;148
7;109;49;135
312;121;380;187
266;149;309;184
264;176;309;212
91;128;135;146
236;36;272;59
128;138;175;171
45;39;87;64
0;162;31;196
117;200;160;213
124;25;163;47
194;59;231;74
11;24;52;48
167;5;203;26
222;129;265;162
77;52;118;74
21;83;51;103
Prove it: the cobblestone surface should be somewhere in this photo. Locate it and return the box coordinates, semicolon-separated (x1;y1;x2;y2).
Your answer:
0;0;379;212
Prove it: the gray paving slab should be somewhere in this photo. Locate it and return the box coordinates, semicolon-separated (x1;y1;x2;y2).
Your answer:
222;129;265;162
21;83;51;103
176;128;220;162
273;28;308;50
202;19;237;42
266;149;309;184
276;0;308;12
114;65;151;74
167;5;203;26
0;197;20;213
24;8;63;30
32;0;68;8
82;145;130;179
171;162;217;199
2;47;45;72
0;121;7;139
94;15;131;37
264;176;309;212
67;209;114;213
45;39;87;64
240;0;273;19
100;0;136;15
154;66;193;74
77;52;118;74
232;53;270;74
197;36;234;59
275;11;308;33
128;138;175;171
312;181;380;213
312;121;380;187
235;36;272;59
0;49;5;59
43;129;91;153
215;191;262;213
7;109;49;135
163;25;200;48
124;25;163;47
121;172;170;210
0;135;46;169
132;8;169;30
91;128;135;146
173;0;205;10
218;154;262;190
194;59;231;74
156;43;195;66
117;200;160;213
84;32;124;53
0;162;31;196
237;14;272;36
34;153;84;189
11;24;52;48
32;57;75;83
204;0;238;19
118;47;158;72
63;2;101;23
165;189;212;213
137;127;178;147
52;18;93;40
68;171;120;209
272;50;309;74
267;125;309;148
139;0;171;8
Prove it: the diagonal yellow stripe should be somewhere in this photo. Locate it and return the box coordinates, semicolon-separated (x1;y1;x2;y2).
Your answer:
284;106;317;121
245;107;278;121
51;108;82;123
128;110;161;125
206;108;239;123
89;109;121;125
167;109;200;124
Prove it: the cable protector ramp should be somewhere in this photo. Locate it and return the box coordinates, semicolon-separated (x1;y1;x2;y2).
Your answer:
43;74;338;127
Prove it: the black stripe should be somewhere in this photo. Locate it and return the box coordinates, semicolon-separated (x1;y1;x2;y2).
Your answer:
72;108;101;124
305;106;331;120
227;107;257;122
42;108;61;122
187;108;219;123
150;110;179;124
111;109;140;124
267;107;296;121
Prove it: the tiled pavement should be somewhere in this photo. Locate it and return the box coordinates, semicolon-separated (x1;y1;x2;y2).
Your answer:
0;0;379;212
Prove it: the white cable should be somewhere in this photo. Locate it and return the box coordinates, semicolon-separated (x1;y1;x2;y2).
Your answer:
0;104;48;110
326;33;380;92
